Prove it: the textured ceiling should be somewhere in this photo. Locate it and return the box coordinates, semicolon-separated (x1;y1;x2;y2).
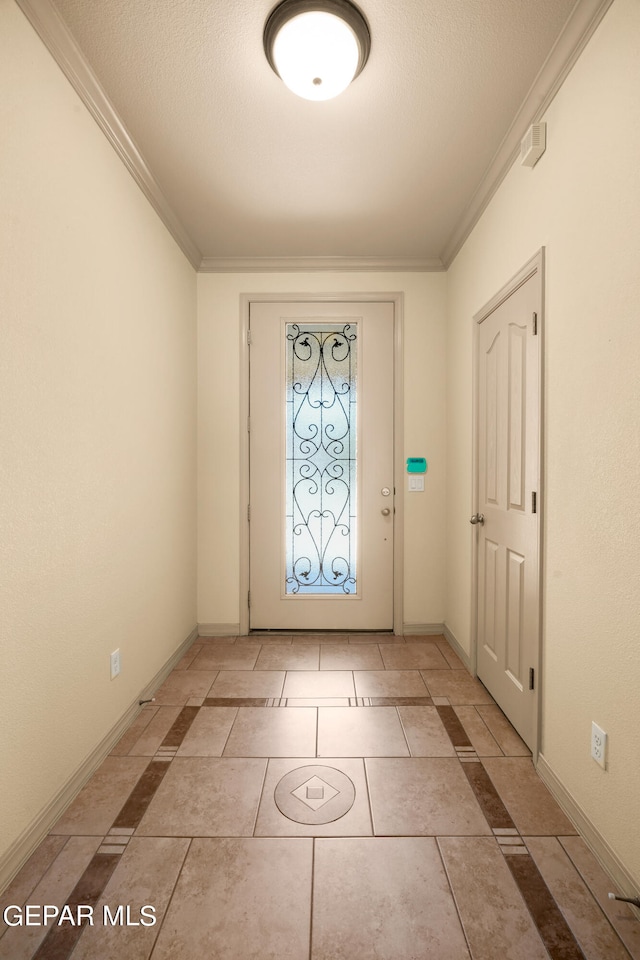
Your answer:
49;0;579;264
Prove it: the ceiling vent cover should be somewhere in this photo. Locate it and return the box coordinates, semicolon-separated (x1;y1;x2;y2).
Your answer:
521;123;547;167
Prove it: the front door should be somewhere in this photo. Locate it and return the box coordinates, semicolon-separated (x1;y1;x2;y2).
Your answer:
474;253;543;751
249;300;394;630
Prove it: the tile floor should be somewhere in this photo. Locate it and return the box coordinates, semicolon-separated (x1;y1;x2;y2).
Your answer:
2;633;639;959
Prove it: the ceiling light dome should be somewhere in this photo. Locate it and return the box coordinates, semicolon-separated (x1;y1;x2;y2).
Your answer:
264;0;371;101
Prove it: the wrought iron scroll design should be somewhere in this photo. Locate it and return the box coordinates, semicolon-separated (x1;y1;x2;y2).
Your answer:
285;323;357;595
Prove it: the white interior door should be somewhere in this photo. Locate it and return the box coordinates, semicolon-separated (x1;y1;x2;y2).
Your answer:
249;300;394;630
474;256;542;750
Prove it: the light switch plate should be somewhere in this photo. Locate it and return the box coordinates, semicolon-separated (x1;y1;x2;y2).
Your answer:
408;476;424;492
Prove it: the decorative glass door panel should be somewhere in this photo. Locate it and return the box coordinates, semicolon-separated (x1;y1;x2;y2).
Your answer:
286;323;357;595
249;300;394;631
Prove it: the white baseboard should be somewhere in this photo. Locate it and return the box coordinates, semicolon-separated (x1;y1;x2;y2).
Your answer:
198;623;240;637
0;625;199;895
442;622;473;672
402;622;446;636
536;753;640;909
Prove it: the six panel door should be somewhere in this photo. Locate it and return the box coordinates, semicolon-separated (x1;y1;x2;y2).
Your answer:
475;271;540;749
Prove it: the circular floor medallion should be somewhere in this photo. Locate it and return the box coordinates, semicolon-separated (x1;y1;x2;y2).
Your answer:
274;765;356;825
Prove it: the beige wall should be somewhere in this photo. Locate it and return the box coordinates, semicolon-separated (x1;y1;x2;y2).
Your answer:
446;0;640;884
4;0;639;901
197;272;447;631
0;2;197;866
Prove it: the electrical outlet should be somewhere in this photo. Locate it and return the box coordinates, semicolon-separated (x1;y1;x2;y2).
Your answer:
110;649;121;680
591;721;607;768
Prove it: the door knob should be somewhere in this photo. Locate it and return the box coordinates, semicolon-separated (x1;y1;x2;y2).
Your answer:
470;513;485;525
381;507;391;516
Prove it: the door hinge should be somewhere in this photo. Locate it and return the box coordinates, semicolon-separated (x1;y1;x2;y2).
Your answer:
247;590;251;608
532;312;538;336
247;329;252;345
532;491;537;514
247;416;251;433
247;504;251;522
529;667;535;691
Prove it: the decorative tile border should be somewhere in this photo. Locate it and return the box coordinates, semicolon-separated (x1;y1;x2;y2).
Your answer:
30;705;202;958
370;697;434;706
21;645;631;960
506;854;586;959
112;707;199;831
32;853;121;959
97;827;134;856
202;696;435;708
435;704;588;959
455;746;479;763
112;762;171;832
204;697;270;707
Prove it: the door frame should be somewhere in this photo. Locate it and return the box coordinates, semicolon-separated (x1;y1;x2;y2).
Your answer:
470;250;545;761
239;292;405;637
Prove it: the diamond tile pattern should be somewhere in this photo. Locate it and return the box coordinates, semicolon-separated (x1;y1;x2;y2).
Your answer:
291;776;339;811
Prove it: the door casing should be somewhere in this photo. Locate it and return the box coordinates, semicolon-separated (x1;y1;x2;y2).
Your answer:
470;250;544;761
239;292;405;636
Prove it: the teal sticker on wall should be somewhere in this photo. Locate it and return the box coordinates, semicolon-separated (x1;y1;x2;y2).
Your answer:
406;457;427;474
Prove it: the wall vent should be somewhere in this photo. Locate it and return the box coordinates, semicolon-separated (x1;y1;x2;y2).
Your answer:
520;123;547;167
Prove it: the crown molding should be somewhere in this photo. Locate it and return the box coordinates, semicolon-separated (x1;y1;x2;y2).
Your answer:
441;0;615;268
15;0;202;270
198;256;443;273
16;0;613;276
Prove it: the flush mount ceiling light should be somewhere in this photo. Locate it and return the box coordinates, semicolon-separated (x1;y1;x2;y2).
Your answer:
264;0;371;101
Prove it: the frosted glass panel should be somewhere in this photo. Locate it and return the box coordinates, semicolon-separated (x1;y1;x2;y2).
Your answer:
285;323;357;595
